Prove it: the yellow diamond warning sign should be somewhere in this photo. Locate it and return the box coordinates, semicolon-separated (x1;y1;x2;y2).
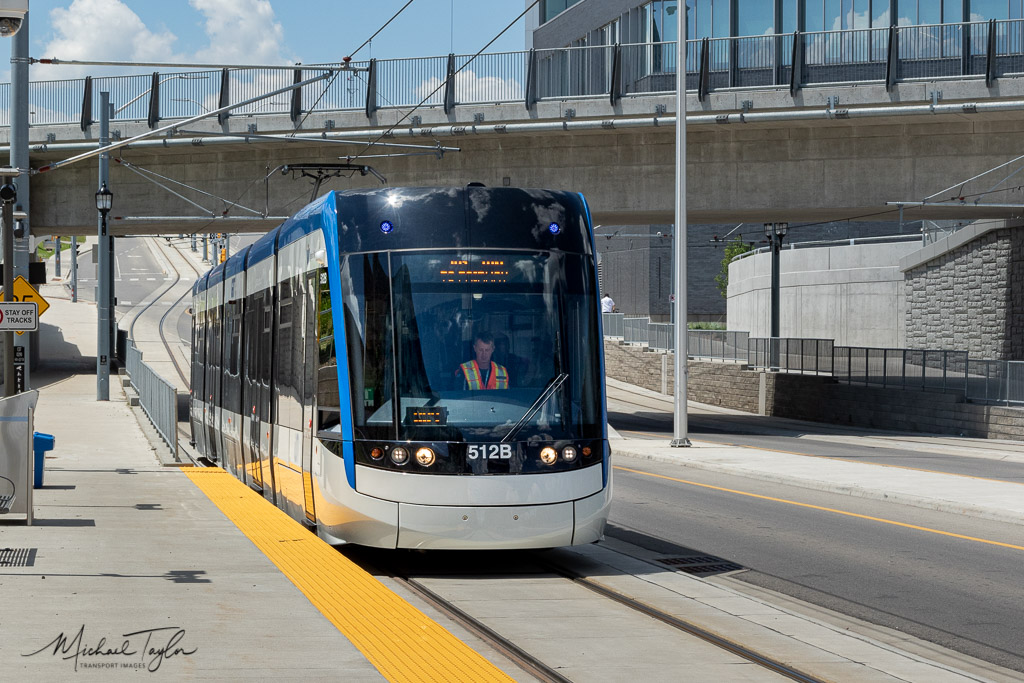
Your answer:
0;276;49;335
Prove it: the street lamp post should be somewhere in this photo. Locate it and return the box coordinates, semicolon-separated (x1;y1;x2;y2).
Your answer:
96;180;112;400
764;222;789;370
1;176;16;397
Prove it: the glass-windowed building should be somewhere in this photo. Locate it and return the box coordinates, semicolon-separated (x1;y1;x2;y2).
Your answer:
532;1;1021;50
527;0;992;320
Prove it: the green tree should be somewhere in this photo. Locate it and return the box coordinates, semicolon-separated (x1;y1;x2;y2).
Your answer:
714;237;753;299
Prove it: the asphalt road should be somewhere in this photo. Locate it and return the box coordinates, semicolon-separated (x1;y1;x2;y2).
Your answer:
609;393;1024;483
608;400;1024;673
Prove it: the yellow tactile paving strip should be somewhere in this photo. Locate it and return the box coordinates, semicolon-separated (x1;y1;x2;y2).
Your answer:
184;467;513;683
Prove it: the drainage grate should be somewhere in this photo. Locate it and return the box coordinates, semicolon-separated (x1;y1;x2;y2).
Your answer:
0;547;38;567
657;555;743;575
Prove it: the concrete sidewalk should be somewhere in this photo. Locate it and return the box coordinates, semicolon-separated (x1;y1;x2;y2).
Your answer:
609;378;1024;526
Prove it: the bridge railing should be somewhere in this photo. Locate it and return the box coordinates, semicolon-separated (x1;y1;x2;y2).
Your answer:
6;18;1024;128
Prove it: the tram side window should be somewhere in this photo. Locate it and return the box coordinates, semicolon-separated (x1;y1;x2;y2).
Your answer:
275;278;300;430
207;306;221;405
260;292;274;423
316;267;341;433
242;293;259;411
340;253;394;441
191;303;204;398
222;300;242;409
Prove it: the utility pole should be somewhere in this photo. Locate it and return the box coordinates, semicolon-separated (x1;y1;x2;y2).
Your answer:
10;9;29;391
70;235;77;302
55;236;61;277
96;91;112;401
672;4;690;447
1;176;16;397
764;222;788;371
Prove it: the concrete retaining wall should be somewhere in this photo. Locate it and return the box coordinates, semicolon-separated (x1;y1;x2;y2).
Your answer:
604;339;1024;440
727;240;918;347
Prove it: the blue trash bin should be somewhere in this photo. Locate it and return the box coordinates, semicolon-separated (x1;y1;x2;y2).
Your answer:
33;432;55;489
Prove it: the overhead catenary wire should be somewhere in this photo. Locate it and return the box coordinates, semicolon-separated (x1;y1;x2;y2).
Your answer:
116;158;266;216
346;0;540;164
290;0;418;134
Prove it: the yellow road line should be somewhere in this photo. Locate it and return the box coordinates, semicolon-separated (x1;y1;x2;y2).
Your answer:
614;465;1024;552
184;468;512;683
616;428;1024;486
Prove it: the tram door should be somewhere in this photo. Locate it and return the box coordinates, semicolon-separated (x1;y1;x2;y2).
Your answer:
241;299;263;491
299;271;318;525
256;290;276;502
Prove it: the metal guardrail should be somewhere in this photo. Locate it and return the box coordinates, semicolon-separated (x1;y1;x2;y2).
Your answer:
4;18;1024;128
126;342;178;457
748;338;835;375
601;312;624;338
648;323;673;351
833;346;968;394
623;317;651;344
604;321;1020;406
966;360;1024;405
688;330;749;362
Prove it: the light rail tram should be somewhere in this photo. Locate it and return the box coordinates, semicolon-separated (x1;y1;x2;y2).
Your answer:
190;185;610;549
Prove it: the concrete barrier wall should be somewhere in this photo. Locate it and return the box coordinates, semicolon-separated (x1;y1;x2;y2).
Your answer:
604;340;1024;440
727;241;919;347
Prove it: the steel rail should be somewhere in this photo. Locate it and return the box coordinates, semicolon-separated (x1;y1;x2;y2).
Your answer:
539;557;827;683
391;575;573;683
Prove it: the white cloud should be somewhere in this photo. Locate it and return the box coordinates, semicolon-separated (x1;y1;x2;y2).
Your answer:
34;0;183;79
31;0;291;82
416;70;524;106
190;0;290;65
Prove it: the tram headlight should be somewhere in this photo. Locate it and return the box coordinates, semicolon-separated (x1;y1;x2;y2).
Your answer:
539;447;558;465
390;447;409;465
562;446;577;462
415;447;436;467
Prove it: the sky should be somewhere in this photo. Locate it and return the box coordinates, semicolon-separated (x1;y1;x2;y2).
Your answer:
12;0;531;81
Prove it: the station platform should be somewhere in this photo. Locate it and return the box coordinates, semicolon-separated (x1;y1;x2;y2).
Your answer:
1;260;1021;681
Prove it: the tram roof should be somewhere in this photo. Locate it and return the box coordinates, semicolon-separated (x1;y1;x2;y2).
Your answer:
224;245;251;279
246;226;279;268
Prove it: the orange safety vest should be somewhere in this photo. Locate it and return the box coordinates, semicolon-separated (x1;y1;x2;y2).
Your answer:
459;360;509;390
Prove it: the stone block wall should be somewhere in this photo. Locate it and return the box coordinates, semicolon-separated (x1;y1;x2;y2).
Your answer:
904;228;1022;360
603;339;1024;440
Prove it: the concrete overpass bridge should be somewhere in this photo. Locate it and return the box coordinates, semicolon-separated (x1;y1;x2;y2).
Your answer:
8;23;1024;236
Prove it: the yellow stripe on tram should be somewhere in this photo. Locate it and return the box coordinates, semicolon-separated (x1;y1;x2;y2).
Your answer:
184;468;512;683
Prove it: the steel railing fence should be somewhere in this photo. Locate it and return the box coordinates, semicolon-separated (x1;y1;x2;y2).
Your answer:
966;360;1024;405
603;320;1021;405
688;330;749;362
748;338;834;375
601;312;625;338
126;342;178;457
12;19;1024;128
648;323;673;351
833;347;969;394
623;317;650;345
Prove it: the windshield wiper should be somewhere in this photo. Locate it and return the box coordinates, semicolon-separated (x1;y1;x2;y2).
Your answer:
502;373;568;443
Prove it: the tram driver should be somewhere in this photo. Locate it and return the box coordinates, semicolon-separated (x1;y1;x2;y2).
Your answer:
456;331;509;390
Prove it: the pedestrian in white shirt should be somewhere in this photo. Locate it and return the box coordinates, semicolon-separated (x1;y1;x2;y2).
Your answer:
601;293;616;313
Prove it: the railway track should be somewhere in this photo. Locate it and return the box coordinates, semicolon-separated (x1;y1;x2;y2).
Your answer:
121;236;205;458
366;546;826;683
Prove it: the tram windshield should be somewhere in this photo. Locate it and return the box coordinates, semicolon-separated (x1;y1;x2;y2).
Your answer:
340;250;601;443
